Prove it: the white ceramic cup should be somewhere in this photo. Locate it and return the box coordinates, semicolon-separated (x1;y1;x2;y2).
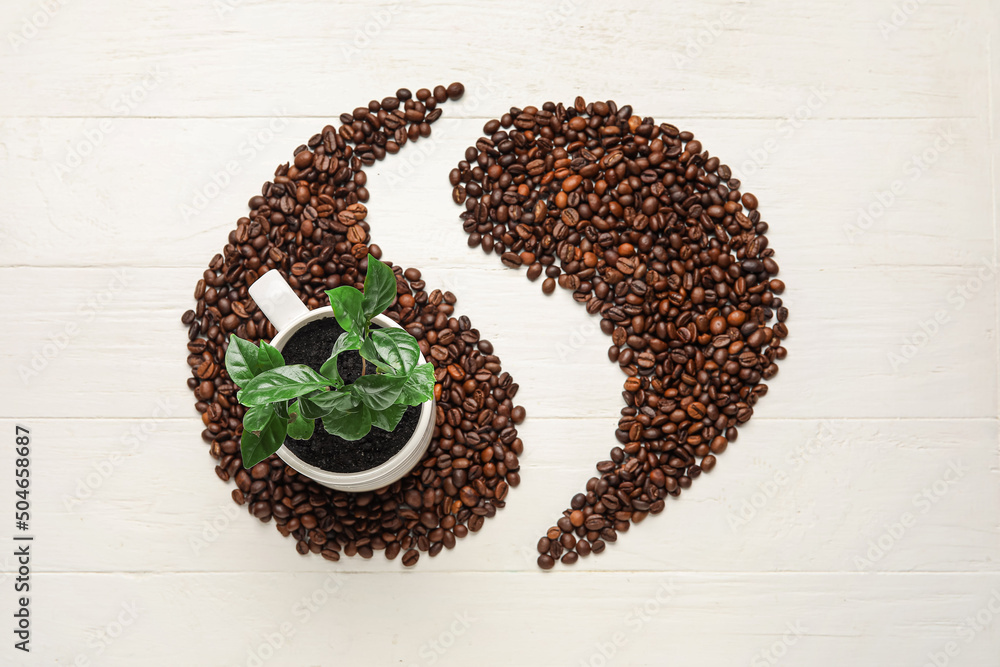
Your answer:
248;269;435;492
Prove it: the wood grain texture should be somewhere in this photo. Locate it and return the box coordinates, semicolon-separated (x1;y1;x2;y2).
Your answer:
12;572;1000;667
1;264;995;419
0;0;996;663
0;117;991;269
2;417;994;574
0;0;990;119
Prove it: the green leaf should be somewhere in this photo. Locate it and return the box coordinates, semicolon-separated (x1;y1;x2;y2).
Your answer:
257;341;285;372
397;362;435;406
361;328;422;375
225;334;260;386
362;256;398;321
325;285;366;336
241;404;272;433
370;403;407;432
272;399;289;420
322;402;373;441
240;409;287;468
239;365;330;405
286;401;316;440
287;416;314;440
350;373;407;411
359;338;398;374
299;389;356;419
319;331;361;386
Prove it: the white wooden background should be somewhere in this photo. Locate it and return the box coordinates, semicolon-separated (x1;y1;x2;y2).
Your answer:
0;0;998;665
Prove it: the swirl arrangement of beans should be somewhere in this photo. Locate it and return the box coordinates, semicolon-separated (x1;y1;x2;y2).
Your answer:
448;97;788;568
183;83;531;567
183;84;788;570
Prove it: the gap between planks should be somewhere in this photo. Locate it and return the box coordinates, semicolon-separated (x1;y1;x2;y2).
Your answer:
6;417;998;423
0;115;984;121
0;570;996;576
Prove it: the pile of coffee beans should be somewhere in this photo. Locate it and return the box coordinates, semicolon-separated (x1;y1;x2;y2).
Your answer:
448;98;788;568
182;83;529;567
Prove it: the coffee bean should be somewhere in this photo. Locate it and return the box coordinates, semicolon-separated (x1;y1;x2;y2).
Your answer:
501;252;522;268
294;150;314;169
184;84;529;569
450;100;787;568
687;402;706;419
195;380;215;401
460;486;480;507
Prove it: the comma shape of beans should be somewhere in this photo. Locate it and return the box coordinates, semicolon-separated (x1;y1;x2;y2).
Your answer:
449;98;788;568
182;83;529;567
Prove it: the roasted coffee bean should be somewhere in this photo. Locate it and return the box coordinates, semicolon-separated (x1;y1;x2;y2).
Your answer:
184;84;527;569
501;252;522;268
450;99;787;568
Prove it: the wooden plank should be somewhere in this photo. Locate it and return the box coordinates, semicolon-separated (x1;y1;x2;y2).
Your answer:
0;116;991;268
5;572;999;666
0;264;994;419
3;417;995;574
0;0;989;119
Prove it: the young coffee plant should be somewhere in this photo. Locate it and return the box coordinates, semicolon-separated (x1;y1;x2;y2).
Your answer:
225;255;434;468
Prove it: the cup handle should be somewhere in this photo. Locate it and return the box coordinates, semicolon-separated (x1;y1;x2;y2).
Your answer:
248;270;309;333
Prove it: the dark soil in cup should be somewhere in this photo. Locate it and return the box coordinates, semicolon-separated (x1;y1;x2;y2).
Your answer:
278;317;420;474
